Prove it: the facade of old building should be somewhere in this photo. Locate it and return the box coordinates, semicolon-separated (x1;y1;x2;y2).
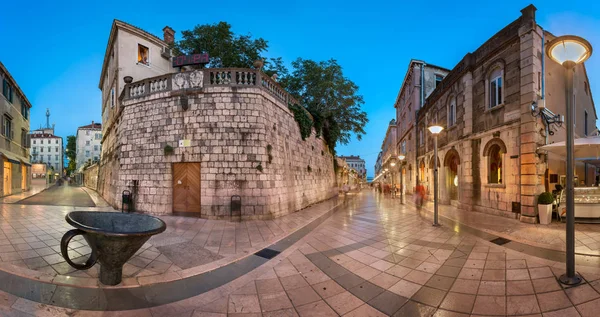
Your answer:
30;131;63;176
0;62;31;197
408;5;597;222
75;122;102;169
394;60;450;195
338;155;366;180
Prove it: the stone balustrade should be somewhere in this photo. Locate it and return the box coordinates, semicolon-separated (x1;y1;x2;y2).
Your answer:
123;68;297;105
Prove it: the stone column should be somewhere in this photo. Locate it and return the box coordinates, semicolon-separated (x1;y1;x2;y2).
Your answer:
518;5;545;223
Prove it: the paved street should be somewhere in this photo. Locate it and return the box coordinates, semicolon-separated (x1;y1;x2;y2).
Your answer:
0;191;599;316
16;182;95;207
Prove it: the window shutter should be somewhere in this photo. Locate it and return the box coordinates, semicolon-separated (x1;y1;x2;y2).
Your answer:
26;134;31;148
11;128;14;140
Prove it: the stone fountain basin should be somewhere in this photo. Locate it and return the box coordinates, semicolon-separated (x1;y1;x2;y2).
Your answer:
62;211;166;285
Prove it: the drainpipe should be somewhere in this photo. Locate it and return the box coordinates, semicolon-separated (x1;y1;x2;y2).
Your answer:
541;30;548;145
420;63;426;108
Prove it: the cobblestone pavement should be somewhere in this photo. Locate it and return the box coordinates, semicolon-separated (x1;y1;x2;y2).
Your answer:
2;191;600;316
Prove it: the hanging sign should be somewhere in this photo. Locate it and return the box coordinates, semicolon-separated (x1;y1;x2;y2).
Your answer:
172;53;209;67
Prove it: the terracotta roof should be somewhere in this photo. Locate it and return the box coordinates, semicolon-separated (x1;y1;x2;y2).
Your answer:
30;133;61;139
78;123;102;130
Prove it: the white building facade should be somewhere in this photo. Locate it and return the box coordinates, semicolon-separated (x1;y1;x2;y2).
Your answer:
30;130;63;177
76;122;102;169
338;155;367;180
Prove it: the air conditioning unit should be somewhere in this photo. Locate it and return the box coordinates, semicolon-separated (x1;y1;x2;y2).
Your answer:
161;47;172;60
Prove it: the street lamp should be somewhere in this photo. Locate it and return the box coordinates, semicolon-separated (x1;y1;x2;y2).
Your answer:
428;125;444;226
547;35;592;286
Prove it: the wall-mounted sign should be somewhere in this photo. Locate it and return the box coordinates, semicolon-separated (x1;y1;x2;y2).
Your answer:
179;139;191;147
172;53;209;67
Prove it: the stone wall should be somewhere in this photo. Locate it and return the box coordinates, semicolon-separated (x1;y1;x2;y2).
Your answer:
83;163;99;190
97;71;338;219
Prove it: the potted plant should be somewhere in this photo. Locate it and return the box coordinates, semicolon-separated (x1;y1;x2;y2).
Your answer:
538;192;554;225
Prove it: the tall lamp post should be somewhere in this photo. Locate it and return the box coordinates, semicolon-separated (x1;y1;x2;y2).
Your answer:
546;35;592;286
398;154;406;204
428;125;444;226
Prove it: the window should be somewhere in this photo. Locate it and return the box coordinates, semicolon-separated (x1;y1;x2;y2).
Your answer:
419;128;424;145
55;139;58;144
40;156;43;162
138;44;149;65
21;103;28;120
85;150;90;157
93;156;98;161
488;145;503;184
55;146;58;152
435;74;443;88
33;140;36;144
585;110;588;136
111;88;115;108
95;133;102;140
489;68;503;108
2;79;13;103
47;146;50;152
47;155;51;161
55;155;58;160
3;115;12;139
448;96;457;127
21;129;26;147
86;140;90;146
41;147;44;153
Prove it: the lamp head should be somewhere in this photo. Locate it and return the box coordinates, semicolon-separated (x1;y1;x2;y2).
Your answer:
546;35;592;67
428;125;444;135
398;155;406;160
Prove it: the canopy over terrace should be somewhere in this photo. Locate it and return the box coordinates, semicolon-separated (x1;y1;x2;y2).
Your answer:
538;137;600;160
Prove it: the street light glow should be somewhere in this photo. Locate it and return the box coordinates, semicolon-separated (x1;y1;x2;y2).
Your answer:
547;35;592;66
390;162;396;167
398;155;405;160
428;125;444;135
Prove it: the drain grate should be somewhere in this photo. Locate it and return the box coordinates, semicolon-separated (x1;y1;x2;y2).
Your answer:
255;248;281;259
490;237;512;245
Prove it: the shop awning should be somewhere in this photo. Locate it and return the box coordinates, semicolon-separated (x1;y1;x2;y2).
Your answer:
20;160;31;167
0;151;22;165
538;137;600;159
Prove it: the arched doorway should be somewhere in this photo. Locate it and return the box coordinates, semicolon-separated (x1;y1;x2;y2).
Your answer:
444;149;460;201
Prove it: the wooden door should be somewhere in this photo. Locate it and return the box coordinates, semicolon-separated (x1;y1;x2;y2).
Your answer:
172;163;201;214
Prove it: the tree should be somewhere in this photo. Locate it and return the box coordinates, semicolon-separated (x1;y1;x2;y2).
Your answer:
282;58;368;153
174;22;269;68
65;135;76;175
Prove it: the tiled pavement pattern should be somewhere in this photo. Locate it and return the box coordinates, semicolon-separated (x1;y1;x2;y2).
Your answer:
3;192;600;316
0;178;52;204
407;194;600;256
0;196;340;286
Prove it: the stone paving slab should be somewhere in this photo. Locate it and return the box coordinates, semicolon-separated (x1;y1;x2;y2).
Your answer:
4;191;600;316
0;194;345;288
402;193;600;256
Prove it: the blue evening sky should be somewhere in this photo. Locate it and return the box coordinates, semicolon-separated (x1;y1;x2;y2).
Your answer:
1;0;599;176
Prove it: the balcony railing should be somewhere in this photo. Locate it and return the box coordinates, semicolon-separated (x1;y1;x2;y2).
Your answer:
123;68;298;106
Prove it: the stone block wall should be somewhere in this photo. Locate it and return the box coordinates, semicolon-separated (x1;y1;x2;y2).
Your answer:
97;84;337;219
83;163;99;191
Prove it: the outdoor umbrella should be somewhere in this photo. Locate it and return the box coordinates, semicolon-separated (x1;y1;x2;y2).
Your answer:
538;137;600;159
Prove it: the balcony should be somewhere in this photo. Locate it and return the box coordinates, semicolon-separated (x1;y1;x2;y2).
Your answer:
122;68;298;106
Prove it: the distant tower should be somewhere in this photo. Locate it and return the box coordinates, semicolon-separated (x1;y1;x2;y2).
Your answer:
46;108;50;129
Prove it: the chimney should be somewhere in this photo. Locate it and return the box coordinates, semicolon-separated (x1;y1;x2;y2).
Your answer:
163;26;175;45
92;120;94;127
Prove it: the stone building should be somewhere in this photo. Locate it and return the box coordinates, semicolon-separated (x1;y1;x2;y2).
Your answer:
0;62;31;197
338;155;366;180
75;122;101;169
410;5;597;222
95;68;337;218
374;151;382;176
30;109;63;176
393;60;449;194
376;119;397;187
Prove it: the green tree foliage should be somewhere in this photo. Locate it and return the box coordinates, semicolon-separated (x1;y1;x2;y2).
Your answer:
174;23;367;154
65;135;76;175
175;22;268;68
283;58;368;153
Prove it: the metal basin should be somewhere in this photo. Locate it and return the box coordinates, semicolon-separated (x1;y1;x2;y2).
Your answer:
60;211;166;285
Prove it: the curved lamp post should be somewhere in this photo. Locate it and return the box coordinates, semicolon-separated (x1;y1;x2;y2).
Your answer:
428;125;444;226
546;35;592;286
